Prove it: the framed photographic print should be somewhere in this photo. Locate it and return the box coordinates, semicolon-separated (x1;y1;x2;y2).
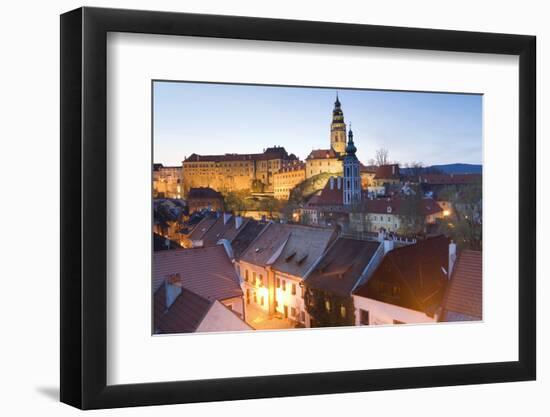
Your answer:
60;6;536;410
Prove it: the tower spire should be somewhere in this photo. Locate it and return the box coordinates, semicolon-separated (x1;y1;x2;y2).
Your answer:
330;93;346;154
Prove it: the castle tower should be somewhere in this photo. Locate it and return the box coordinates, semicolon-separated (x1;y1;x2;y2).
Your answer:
330;93;347;155
343;126;362;206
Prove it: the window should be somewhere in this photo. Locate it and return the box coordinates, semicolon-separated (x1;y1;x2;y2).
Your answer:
282;280;286;291
245;270;249;282
301;286;305;298
325;300;331;312
340;306;346;318
252;272;256;285
301;311;306;322
360;309;370;325
253;292;257;303
291;283;296;295
291;307;296;317
259;274;264;287
261;296;264;306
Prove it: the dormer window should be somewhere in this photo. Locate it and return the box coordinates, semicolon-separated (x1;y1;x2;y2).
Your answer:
387;206;392;213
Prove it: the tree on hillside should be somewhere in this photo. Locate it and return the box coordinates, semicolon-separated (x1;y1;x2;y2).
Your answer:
223;190;249;213
397;186;425;235
404;161;424;177
436;182;482;250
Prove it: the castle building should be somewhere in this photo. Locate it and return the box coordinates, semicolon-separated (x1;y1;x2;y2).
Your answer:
153;164;183;199
273;161;306;200
182;146;295;195
343;127;362;206
305;94;347;179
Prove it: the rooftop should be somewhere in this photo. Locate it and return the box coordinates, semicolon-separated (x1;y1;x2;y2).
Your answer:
153;245;242;301
353;235;450;314
271;226;337;278
305;238;381;297
184;147;290;163
374;164;401;180
441;250;482;320
187;187;223;199
154;284;213;333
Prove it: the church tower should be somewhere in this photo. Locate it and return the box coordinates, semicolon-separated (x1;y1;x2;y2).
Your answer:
343;126;362;206
330;93;347;155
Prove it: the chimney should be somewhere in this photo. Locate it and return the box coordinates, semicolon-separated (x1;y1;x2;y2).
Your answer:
165;273;182;309
448;240;457;278
337;177;342;189
223;212;232;225
165;238;170;250
330;177;335;190
235;215;243;229
392;165;395;175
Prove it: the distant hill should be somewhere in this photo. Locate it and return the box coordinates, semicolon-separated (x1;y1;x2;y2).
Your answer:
430;164;482;174
401;163;482;175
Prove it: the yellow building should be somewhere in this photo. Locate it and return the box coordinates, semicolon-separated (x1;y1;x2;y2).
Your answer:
182;146;295;195
273;161;306;200
153;164;183;199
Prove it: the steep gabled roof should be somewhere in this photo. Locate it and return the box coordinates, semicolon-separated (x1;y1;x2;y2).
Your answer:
153;245;242;301
231;220;269;260
199;215;250;247
305;238;381;297
154;284;213;333
271;226;337;278
441;250;482;320
239;223;293;267
187;215;218;241
354;235;450;314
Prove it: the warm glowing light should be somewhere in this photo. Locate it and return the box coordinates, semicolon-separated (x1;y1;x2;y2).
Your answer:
443;210;450;217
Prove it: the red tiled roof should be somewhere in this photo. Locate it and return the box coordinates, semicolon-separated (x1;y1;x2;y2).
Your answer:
271;226;337;278
353;235;450;314
418;173;482;185
374;164;400;180
365;197;442;216
153;245;242;301
197;215;250;247
240;223;293;267
187;187;223;199
154;284;213;333
184;147;289;163
308;177;343;206
306;148;339;160
442;250;482;320
305;238;381;297
231;220;269;260
188;215;218;241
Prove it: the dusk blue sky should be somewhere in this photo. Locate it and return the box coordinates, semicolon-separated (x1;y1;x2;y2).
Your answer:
153;81;482;167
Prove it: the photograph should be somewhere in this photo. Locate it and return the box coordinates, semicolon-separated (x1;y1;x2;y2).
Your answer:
152;81;483;334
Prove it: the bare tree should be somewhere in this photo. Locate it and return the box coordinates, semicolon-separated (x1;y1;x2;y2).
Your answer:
375;148;390;166
406;161;424;178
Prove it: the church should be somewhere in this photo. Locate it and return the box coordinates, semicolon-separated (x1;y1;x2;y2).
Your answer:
305;94;348;178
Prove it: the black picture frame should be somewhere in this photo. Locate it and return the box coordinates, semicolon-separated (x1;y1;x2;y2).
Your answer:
60;6;536;410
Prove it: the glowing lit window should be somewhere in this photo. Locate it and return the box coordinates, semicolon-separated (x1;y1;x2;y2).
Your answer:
340;306;346;318
325;300;331;311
